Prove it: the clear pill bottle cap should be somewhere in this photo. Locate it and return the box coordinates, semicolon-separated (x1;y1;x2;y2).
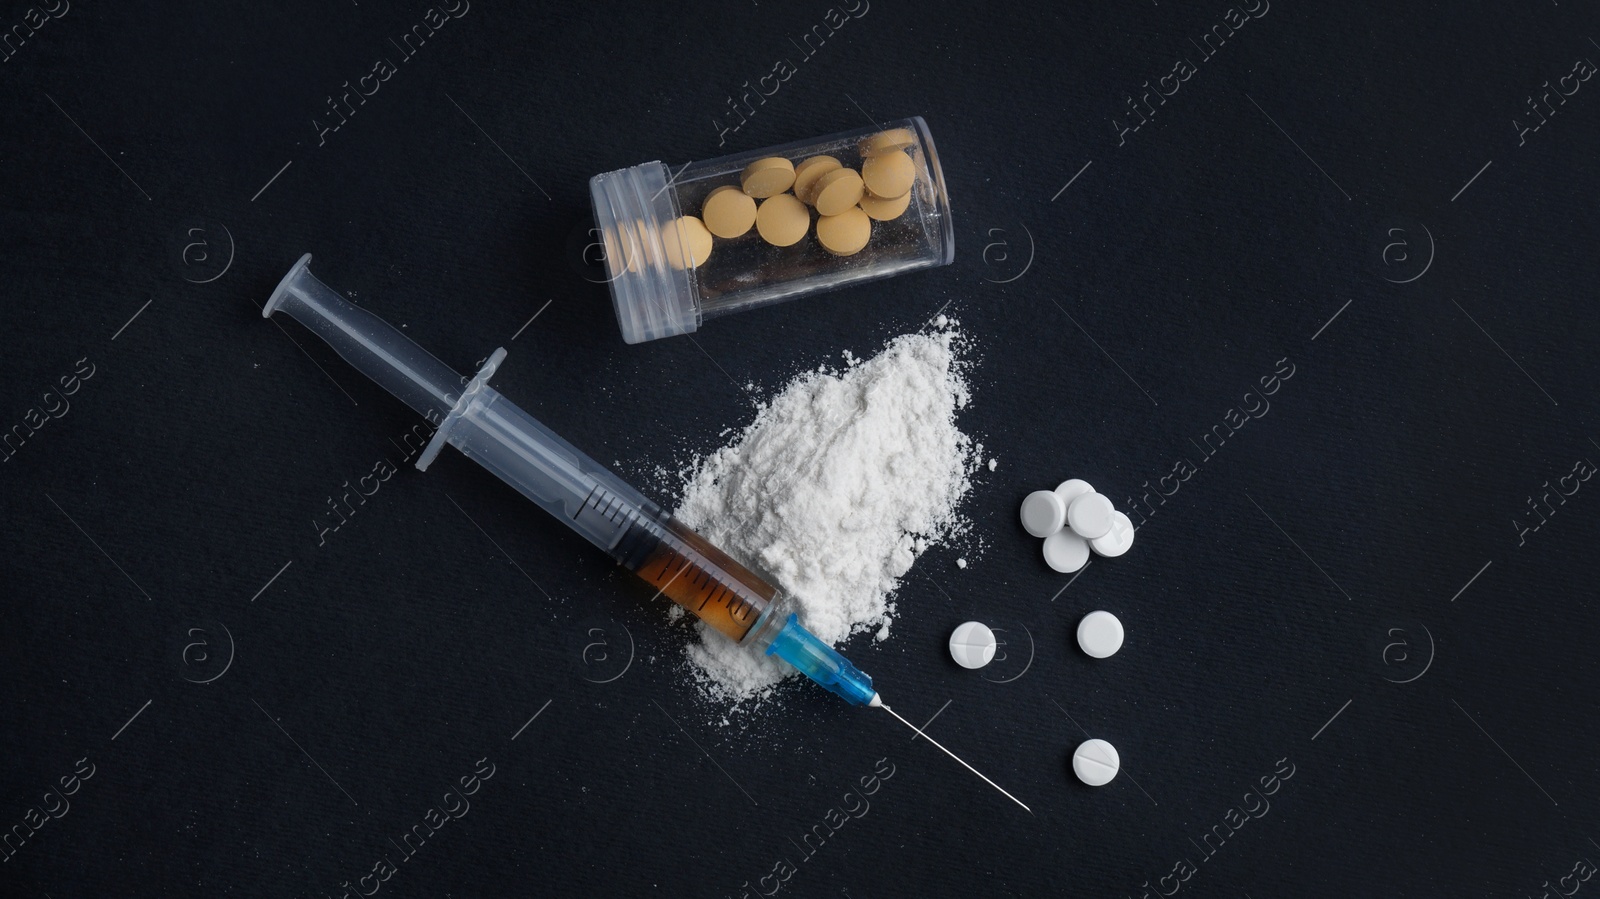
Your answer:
588;116;954;344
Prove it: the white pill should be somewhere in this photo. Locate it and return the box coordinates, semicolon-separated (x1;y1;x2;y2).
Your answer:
1020;490;1067;538
1072;738;1120;786
1090;511;1135;557
1076;610;1124;658
1053;478;1094;508
1042;529;1090;573
1066;492;1116;539
948;621;997;669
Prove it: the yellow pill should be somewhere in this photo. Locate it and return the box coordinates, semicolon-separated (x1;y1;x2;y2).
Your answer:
860;128;916;156
815;207;872;256
858;189;913;221
861;152;915;199
793;155;843;205
741;157;796;198
756;194;810;247
812;168;865;217
701;185;757;238
661;215;713;270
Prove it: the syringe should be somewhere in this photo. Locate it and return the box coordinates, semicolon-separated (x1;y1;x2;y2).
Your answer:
262;255;1029;812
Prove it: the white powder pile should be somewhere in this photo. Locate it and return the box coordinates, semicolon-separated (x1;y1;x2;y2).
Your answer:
673;326;980;704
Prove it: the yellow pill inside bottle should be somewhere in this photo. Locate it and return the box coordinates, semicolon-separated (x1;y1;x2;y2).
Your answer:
701;185;758;239
755;194;810;247
816;207;872;256
858;189;913;221
861;152;915;200
812;168;865;217
741;157;796;198
660;215;713;270
860;128;916;157
794;155;843;205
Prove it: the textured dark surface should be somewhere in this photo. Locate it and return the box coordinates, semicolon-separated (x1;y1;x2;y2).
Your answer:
3;2;1599;897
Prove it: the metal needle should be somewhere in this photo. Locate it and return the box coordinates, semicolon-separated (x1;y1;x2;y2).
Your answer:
880;702;1033;814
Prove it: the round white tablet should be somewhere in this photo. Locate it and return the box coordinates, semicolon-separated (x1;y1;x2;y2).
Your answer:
1066;492;1115;539
1072;738;1120;786
1090;511;1135;557
1054;479;1094;508
948;621;997;670
1076;610;1124;658
1042;529;1090;573
1020;490;1067;538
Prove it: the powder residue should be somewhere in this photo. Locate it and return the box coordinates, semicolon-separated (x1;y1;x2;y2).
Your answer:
673;326;980;704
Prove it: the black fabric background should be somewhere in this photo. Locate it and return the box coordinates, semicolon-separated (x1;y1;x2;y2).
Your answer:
3;2;1598;896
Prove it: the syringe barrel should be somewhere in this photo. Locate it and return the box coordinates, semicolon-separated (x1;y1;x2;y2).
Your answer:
610;511;782;644
448;386;663;555
435;387;787;645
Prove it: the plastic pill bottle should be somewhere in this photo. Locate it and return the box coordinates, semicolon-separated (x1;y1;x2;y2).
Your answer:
588;116;953;343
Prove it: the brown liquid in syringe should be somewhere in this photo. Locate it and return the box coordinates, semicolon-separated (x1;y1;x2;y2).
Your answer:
630;519;777;644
